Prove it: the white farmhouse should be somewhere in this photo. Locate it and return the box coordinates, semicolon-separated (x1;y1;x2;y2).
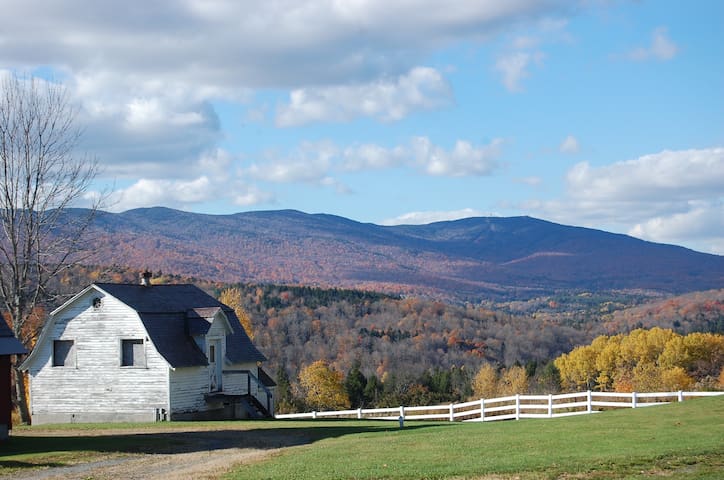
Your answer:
21;276;274;424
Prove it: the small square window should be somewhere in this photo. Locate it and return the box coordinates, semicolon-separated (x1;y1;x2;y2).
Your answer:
121;339;145;367
53;340;75;367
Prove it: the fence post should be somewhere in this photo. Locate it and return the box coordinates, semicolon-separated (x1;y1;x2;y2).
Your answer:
678;390;684;402
632;392;637;409
515;394;520;420
357;407;362;419
480;398;485;421
449;403;454;422
548;394;553;418
312;411;317;419
587;390;592;414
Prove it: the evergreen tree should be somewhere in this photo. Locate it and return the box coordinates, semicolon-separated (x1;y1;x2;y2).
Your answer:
344;360;368;408
363;374;382;406
275;365;296;413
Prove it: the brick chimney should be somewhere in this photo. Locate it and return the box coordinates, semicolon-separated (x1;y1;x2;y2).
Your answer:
140;270;153;287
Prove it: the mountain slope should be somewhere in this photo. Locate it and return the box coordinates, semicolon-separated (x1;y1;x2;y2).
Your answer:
72;207;723;301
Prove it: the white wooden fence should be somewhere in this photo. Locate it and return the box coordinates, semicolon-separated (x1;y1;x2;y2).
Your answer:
275;391;724;422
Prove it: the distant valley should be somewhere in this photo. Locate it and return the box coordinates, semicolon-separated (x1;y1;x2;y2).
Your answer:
64;207;723;303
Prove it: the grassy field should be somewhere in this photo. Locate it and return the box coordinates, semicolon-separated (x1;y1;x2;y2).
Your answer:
1;396;722;479
229;396;724;479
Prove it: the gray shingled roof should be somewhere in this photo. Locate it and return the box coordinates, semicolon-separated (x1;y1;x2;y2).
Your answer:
0;317;27;356
95;283;266;368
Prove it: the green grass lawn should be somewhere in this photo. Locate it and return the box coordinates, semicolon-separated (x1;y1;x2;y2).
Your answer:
1;396;722;479
229;396;724;479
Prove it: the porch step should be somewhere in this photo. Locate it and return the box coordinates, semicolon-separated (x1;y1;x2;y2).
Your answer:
239;394;272;419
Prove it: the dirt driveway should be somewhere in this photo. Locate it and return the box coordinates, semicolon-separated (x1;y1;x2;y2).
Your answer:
6;423;310;480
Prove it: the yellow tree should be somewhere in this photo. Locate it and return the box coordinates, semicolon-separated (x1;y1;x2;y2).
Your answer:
498;365;528;396
555;344;598;391
219;287;254;340
472;363;498;398
298;360;350;411
594;335;622;391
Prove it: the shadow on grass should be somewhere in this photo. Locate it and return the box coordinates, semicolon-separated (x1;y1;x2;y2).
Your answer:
1;421;447;471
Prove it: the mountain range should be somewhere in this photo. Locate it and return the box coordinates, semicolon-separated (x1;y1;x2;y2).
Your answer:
71;207;723;302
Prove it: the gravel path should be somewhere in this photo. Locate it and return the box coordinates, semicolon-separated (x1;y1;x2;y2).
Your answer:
6;425;307;480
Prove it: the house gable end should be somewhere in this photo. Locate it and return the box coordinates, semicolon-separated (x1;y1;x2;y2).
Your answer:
21;286;163;371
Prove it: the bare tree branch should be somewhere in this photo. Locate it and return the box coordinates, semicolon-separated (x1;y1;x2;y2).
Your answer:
0;73;104;423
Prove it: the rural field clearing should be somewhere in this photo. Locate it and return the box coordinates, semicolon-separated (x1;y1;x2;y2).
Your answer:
1;396;722;479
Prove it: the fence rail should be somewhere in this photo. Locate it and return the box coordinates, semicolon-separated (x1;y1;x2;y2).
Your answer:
275;391;724;422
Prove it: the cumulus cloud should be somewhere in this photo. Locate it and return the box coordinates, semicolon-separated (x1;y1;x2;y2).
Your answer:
566;148;723;203
341;137;503;177
276;67;453;126
381;208;487;226
108;176;213;212
232;186;276;207
245;137;503;184
246;142;337;184
624;27;679;61
1;1;566;89
526;147;724;253
0;1;569;186
495;51;545;92
559;135;580;154
410;137;503;176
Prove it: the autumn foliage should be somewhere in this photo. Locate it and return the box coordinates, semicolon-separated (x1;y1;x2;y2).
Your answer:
219;287;255;339
554;328;724;392
298;360;350;411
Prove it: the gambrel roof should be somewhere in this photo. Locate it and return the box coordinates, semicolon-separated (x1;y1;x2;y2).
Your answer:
94;283;266;368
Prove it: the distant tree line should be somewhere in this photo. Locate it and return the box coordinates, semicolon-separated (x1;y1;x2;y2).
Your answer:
204;283;724;413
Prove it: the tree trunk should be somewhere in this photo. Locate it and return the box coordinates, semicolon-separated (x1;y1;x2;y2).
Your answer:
12;362;30;425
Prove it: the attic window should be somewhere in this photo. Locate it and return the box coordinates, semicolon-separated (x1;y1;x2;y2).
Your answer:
53;340;75;367
92;297;102;309
121;339;146;367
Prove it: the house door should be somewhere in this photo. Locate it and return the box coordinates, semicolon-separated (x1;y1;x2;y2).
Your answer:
208;340;223;392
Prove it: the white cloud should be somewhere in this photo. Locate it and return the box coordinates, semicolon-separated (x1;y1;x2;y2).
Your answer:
410;137;503;177
526;147;724;253
247;137;503;184
559;135;580;154
109;176;213;212
341;143;407;171
1;1;567;89
625;27;679;62
246;141;337;184
233;186;276;207
495;51;545;92
0;1;570;194
381;208;487;226
341;137;503;177
566;148;724;203
276;67;453;126
629;203;724;254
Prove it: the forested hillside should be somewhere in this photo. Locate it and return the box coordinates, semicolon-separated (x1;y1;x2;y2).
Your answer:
37;266;724;411
220;283;724;409
55;207;724;303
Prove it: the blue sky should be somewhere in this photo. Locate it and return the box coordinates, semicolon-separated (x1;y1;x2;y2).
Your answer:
2;1;722;254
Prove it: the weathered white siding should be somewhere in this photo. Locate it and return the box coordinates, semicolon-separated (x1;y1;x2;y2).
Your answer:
27;289;169;424
168;366;208;415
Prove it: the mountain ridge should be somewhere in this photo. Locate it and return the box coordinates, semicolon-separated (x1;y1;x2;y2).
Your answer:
70;207;722;301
